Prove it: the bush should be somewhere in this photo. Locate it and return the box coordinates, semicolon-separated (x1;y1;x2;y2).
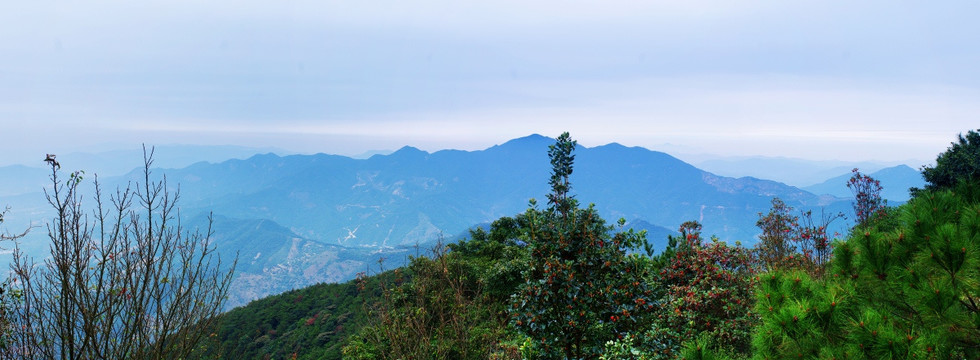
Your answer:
647;222;758;358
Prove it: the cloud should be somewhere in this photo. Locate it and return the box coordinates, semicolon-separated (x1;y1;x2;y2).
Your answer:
46;74;962;163
0;1;977;165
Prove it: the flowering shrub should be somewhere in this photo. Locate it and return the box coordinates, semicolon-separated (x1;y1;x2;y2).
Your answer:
650;222;758;357
510;133;652;359
600;221;758;359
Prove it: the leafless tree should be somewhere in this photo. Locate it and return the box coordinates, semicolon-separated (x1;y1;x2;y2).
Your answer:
4;147;236;360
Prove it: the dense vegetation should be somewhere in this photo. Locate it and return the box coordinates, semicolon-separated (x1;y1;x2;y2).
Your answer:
208;273;392;359
5;130;979;359
200;130;980;359
919;129;980;193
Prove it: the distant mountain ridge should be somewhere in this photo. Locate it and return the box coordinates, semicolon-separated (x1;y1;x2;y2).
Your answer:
0;145;292;178
120;134;845;251
693;156;919;187
802;165;925;202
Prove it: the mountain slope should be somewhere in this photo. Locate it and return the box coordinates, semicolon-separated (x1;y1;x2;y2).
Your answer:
196;215;407;308
210;272;387;360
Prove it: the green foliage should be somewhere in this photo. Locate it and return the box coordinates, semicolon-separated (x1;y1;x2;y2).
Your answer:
0;278;12;355
548;132;577;217
679;335;736;360
752;270;859;359
753;186;980;359
449;215;533;303
207;275;384;359
643;222;758;359
919;129;980;193
340;213;535;360
647;223;694;273
600;333;653;360
342;240;521;360
207;220;531;360
755;198;799;271
510;133;652;359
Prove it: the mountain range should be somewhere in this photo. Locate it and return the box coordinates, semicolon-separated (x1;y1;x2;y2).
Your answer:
116;135;836;247
692;156;921;188
1;134;927;307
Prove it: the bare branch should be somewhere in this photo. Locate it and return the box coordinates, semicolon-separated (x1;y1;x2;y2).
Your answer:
3;151;236;360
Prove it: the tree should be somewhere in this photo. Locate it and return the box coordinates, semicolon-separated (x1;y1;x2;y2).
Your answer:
652;222;757;358
510;132;651;359
919;129;980;192
848;168;886;226
755;198;842;276
754;198;799;271
4;149;236;360
794;208;843;276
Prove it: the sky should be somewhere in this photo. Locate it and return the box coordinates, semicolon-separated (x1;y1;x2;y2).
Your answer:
2;1;978;166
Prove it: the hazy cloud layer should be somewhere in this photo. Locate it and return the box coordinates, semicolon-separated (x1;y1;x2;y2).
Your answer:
2;1;977;164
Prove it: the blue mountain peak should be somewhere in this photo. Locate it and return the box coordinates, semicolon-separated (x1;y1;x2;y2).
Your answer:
488;134;554;152
388;146;429;158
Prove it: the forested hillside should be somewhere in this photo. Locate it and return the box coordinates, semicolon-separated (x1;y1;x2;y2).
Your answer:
207;272;394;359
207;130;980;359
4;130;979;359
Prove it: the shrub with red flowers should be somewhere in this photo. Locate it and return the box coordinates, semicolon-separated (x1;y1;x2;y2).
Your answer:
510;133;652;359
645;221;759;358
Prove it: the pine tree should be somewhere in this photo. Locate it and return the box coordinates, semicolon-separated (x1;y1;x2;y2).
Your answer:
752;186;980;359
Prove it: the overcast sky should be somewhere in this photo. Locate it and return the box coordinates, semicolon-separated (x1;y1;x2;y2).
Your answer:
2;1;978;166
